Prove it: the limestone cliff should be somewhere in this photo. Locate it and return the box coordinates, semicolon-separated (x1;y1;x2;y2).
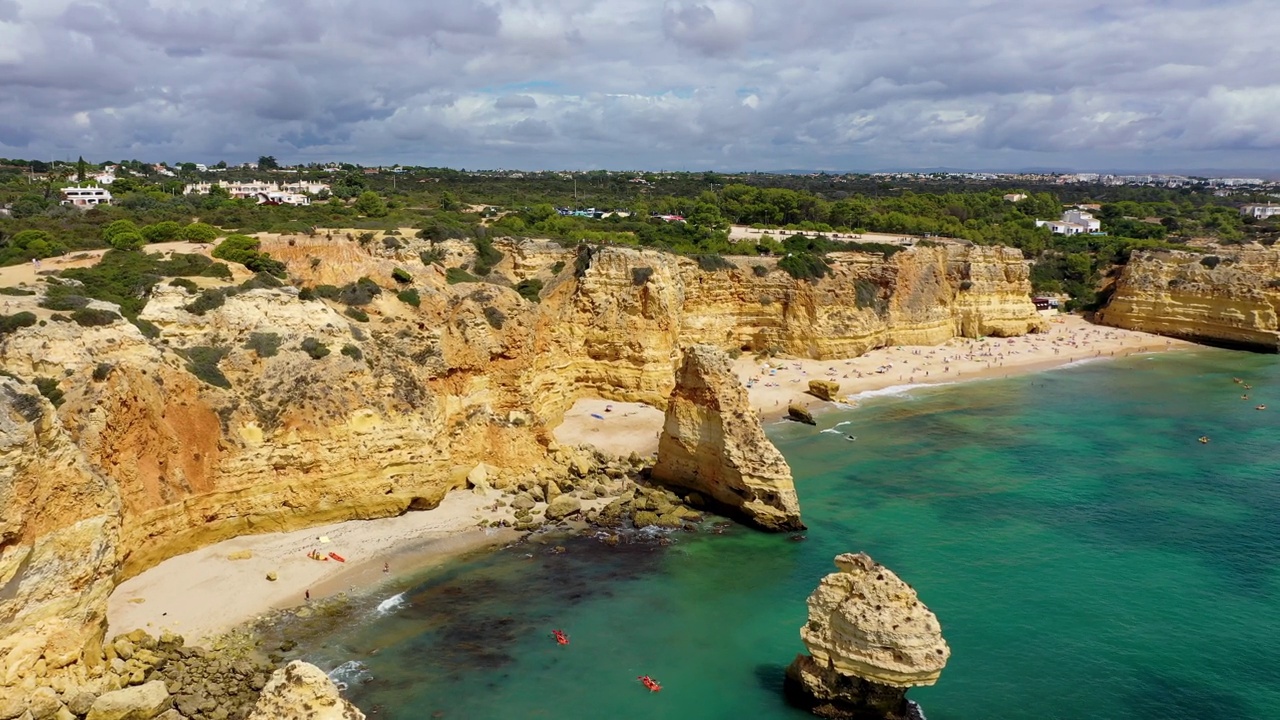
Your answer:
1097;247;1280;351
247;661;364;720
785;553;949;720
651;345;803;531
526;242;1046;421
0;235;1030;697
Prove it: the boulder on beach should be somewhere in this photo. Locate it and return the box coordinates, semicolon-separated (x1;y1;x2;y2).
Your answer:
785;553;949;720
85;680;171;720
544;494;582;521
807;379;841;402
787;403;817;425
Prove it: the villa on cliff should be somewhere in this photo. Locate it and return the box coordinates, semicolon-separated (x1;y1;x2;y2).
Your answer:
60;185;113;208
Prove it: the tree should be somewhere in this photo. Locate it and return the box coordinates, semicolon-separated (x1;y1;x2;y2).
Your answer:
179;162;198;174
258;155;279;170
353;191;388;217
102;220;143;249
180;222;219;243
215;160;227;169
76;156;87;182
141;221;183;244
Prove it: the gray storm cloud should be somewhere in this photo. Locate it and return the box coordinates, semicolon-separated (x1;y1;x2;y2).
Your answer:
0;0;1277;171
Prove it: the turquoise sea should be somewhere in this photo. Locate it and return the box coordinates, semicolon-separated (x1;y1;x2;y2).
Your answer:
299;349;1280;719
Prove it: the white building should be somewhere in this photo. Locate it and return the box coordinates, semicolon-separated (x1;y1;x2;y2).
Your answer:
1003;193;1027;202
1036;209;1101;235
183;180;323;206
1240;204;1280;220
61;186;113;208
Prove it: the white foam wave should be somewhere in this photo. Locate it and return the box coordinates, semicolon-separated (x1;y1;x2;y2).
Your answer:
328;660;372;691
848;382;951;401
375;592;407;614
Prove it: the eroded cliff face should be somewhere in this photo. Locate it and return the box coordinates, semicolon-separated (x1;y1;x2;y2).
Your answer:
785;553;949;720
0;236;1033;695
246;661;365;720
1098;247;1280;352
527;242;1046;421
651;344;803;531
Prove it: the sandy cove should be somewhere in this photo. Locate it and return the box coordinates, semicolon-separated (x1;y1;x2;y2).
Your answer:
109;313;1187;644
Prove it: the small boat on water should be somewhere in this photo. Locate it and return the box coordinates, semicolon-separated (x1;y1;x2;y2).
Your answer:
552;630;569;645
638;675;662;692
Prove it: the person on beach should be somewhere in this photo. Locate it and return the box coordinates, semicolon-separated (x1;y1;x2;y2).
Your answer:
305;589;310;601
383;562;389;573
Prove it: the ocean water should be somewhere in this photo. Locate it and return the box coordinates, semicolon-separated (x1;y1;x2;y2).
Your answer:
299;349;1280;720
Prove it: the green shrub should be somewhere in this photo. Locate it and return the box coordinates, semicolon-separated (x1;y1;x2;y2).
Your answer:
419;248;446;266
102;220;142;249
38;295;90;311
391;268;413;284
471;237;503;276
1200;255;1221;269
695;254;734;271
239;272;283;291
169;278;198;292
92;363;113;382
344;307;370;322
184;289;227;315
180;222;219;243
446;267;479;284
339;277;381;305
483;306;506;329
382;237;403;250
49;313;71;323
245;332;282;358
515;278;543;303
182;346;231;388
141;221;183;244
551;260;566;274
300;337;330;359
752;264;770;277
631;267;654;286
0;287;35;296
70;308;121;327
34;377;64;408
397;288;421;307
854;279;881;309
0;312;37;336
314;284;341;300
778;253;831;281
298;287;316;301
340;344;363;361
212;234;286;277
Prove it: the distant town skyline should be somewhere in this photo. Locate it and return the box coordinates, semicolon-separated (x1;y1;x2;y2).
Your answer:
2;0;1278;173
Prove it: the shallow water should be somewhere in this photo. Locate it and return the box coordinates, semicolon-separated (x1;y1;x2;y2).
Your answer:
300;349;1280;719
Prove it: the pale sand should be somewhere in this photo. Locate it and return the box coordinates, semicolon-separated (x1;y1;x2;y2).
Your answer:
552;398;666;458
107;491;523;644
551;314;1194;458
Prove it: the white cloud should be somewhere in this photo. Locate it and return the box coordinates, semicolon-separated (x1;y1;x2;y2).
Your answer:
0;0;1277;171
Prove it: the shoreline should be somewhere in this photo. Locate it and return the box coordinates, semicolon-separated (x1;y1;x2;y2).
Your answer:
107;314;1193;647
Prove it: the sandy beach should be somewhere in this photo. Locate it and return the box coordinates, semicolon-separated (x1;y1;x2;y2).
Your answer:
107;491;520;644
553;314;1194;460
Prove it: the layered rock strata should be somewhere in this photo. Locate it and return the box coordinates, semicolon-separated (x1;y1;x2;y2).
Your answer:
1097;247;1280;352
785;553;949;719
0;236;1030;701
651;345;803;531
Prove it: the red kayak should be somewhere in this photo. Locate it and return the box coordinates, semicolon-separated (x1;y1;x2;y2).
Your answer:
328;552;345;563
638;675;662;692
552;630;569;645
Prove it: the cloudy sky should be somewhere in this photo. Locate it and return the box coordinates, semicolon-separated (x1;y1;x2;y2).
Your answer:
1;0;1278;172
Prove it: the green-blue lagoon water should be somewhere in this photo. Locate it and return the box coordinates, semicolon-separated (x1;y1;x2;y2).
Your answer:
299;350;1280;719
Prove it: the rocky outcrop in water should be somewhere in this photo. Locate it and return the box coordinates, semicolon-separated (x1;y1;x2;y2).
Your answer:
246;661;365;720
651;345;803;531
1098;247;1280;352
785;553;949;719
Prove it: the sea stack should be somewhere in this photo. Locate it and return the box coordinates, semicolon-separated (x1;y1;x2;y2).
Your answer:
651;344;804;531
785;553;949;720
